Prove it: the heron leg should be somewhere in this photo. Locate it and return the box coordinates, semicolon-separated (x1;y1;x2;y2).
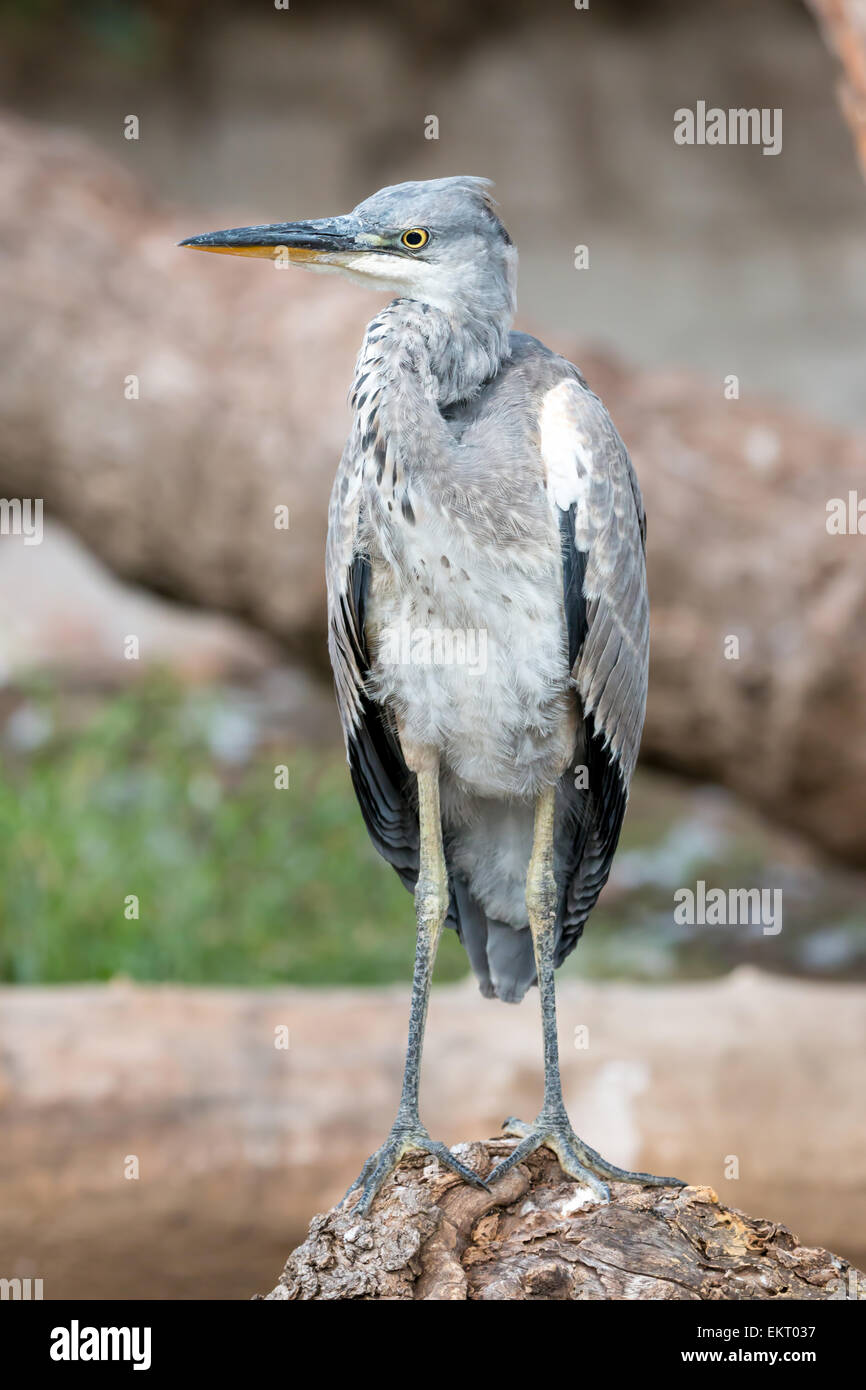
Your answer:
485;785;685;1201
341;757;488;1215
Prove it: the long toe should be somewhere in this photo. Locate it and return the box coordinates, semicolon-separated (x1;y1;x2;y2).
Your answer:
569;1134;685;1188
342;1126;489;1215
339;1152;377;1207
487;1116;685;1200
501;1116;533;1140
546;1134;610;1202
424;1140;490;1190
486;1130;545;1186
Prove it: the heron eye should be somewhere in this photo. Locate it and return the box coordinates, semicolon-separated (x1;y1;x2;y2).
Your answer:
400;227;430;250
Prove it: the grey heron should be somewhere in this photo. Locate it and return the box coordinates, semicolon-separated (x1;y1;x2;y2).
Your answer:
181;177;683;1213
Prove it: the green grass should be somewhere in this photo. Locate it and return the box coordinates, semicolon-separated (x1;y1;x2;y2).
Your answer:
1;676;863;986
0;677;468;985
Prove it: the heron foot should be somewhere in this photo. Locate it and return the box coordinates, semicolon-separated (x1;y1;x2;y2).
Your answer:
340;1121;490;1215
486;1112;686;1203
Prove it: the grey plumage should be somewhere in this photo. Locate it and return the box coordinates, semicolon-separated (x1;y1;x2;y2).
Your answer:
325;178;648;1003
180;175;681;1211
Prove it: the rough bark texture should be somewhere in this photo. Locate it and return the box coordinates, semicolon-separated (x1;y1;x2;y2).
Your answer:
3;116;866;861
263;1140;863;1301
3;972;864;1298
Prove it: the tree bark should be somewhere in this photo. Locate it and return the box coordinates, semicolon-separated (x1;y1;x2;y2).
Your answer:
2;115;866;862
262;1139;863;1300
807;0;866;181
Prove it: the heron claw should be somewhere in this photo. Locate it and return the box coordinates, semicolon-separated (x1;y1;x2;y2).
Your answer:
341;1122;489;1215
486;1111;685;1202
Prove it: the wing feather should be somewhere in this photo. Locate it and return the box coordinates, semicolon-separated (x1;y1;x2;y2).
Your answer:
540;375;649;962
326;442;419;887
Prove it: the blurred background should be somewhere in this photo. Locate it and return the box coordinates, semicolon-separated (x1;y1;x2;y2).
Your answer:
0;0;864;1299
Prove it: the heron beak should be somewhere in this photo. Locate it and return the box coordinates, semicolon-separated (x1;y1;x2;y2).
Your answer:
178;216;369;263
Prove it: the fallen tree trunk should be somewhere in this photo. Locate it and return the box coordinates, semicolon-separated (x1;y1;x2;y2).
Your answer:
263;1139;863;1300
2;115;866;862
807;0;866;181
2;973;863;1298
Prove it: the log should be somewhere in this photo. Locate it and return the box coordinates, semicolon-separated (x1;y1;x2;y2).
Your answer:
2;973;864;1298
262;1140;863;1300
2;115;866;862
807;0;866;181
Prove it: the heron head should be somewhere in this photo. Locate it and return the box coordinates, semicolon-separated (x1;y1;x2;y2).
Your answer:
179;176;517;322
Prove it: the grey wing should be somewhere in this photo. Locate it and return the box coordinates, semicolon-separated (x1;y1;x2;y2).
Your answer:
538;375;649;962
326;440;419;889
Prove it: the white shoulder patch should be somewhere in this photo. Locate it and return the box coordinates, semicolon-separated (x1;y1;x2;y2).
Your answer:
538;380;594;512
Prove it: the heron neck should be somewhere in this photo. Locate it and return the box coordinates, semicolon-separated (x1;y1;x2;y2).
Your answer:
386;297;512;407
349;298;511;508
350;299;520;535
431;305;511;406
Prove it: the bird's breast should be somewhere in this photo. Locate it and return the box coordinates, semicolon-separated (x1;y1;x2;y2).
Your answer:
363;503;576;801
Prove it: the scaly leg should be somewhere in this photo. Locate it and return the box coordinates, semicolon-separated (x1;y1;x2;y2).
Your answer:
342;755;488;1214
485;785;685;1201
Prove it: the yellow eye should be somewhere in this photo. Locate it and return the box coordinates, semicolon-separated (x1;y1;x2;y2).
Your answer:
400;227;430;250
